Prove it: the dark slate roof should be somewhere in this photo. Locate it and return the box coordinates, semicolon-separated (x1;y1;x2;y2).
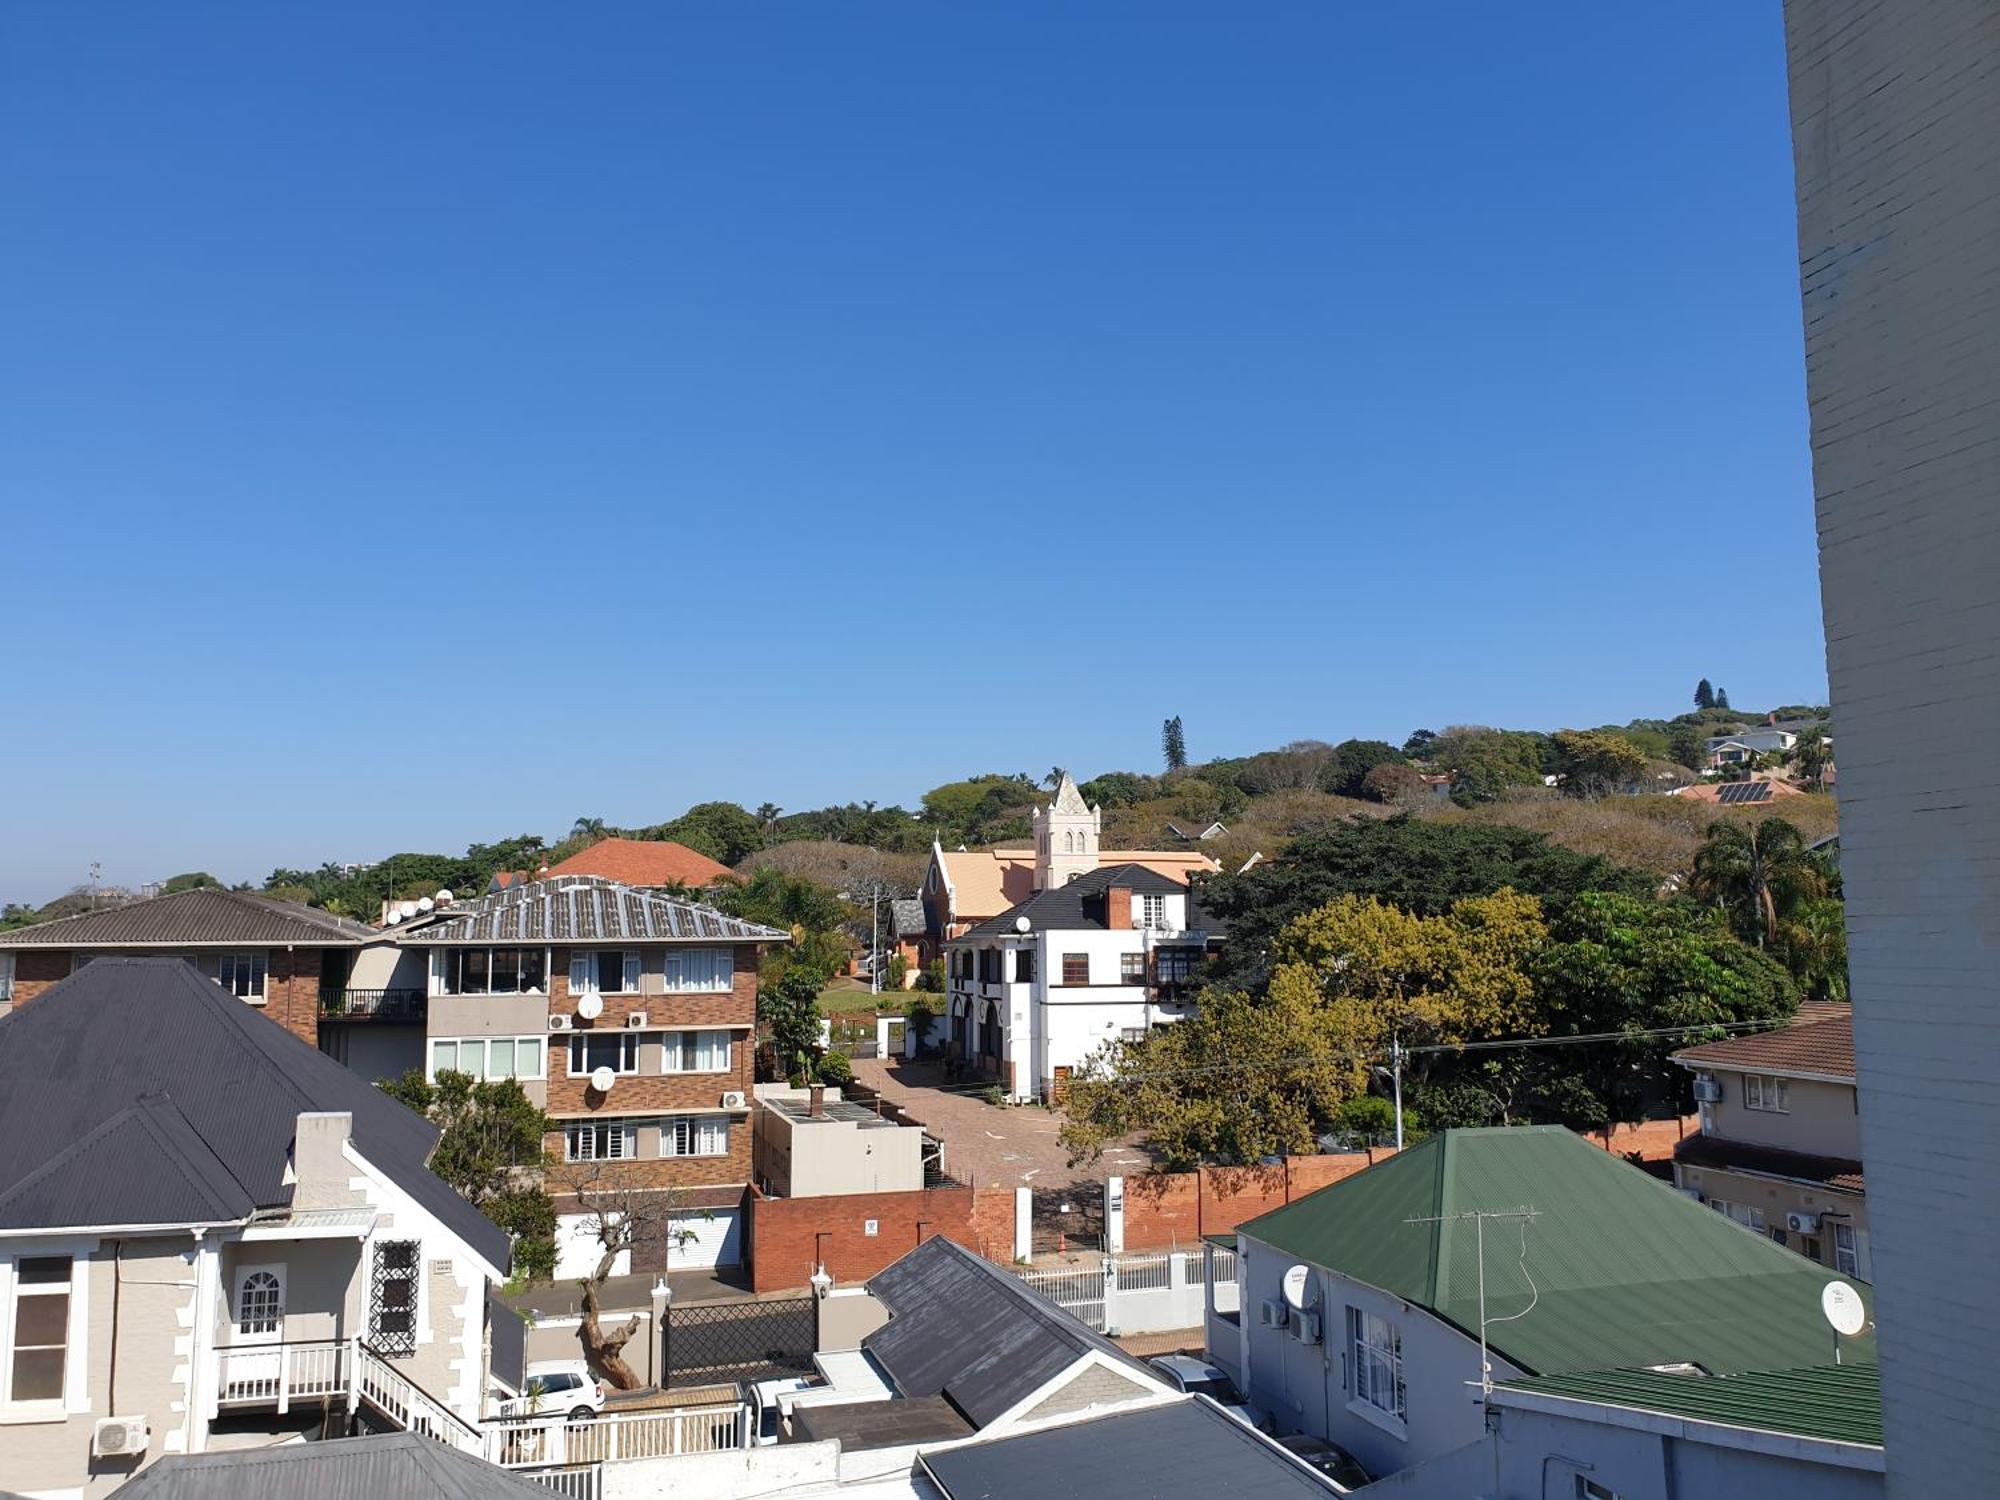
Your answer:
400;876;788;946
790;1393;973;1449
0;959;509;1269
1238;1126;1872;1378
1674;1132;1866;1195
922;1397;1336;1500
889;897;928;941
954;864;1197;943
1498;1363;1882;1449
863;1236;1152;1427
0;887;377;948
115;1432;557;1499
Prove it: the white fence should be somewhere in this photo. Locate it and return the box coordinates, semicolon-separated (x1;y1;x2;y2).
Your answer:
1012;1248;1238;1335
488;1404;749;1469
214;1339;350;1413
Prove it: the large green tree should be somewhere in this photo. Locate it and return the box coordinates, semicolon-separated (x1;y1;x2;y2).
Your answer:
1550;729;1651;797
1322;739;1406;799
758;969;826;1083
643;802;764;864
1690;817;1826;950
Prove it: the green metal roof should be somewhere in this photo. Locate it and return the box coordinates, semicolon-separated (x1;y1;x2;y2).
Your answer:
1237;1126;1875;1378
1498;1363;1882;1448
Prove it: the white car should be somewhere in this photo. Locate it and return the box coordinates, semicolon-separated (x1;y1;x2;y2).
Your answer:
499;1361;606;1422
1146;1356;1267;1431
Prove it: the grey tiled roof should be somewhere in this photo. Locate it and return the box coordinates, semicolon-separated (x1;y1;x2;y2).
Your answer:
889;897;927;940
0;887;377;948
953;863;1216;943
401;876;789;945
0;958;510;1269
115;1432;556;1499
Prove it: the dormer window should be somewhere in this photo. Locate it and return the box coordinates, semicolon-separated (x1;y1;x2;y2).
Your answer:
1140;895;1166;931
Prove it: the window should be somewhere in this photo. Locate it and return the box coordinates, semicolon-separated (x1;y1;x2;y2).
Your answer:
1711;1199;1766;1232
1156;948;1202;984
1140;894;1166;931
665;1116;729;1157
566;1119;638;1161
1120;952;1146;984
1744;1074;1790;1112
1577;1480;1624;1500
429;1035;544;1082
368;1241;419;1357
1062;953;1090;986
569;1033;639;1076
235;1268;283;1337
570;950;641;994
1348;1307;1405;1421
0;953;13;1001
7;1257;73;1404
214;951;268;1001
1014;949;1035;983
661;1030;732;1074
439;948;547;995
1833;1222;1861;1276
979;949;1003;985
662;949;734;993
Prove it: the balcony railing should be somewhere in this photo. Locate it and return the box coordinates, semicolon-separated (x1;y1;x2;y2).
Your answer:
215;1339;351;1412
319;987;428;1022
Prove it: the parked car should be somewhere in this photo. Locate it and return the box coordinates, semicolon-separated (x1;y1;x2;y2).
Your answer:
498;1361;605;1422
1273;1434;1373;1494
1146;1356;1266;1430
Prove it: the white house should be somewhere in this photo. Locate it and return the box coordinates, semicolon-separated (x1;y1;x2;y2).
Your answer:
943;856;1221;1102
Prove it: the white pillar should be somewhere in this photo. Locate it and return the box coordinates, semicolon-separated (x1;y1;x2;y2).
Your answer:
1106;1176;1126;1254
1013;1187;1033;1263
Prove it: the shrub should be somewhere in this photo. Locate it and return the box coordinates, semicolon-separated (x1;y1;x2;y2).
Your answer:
817;1051;855;1087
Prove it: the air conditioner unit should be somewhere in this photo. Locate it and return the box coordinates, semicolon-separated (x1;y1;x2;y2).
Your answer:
1258;1299;1289;1330
1786;1212;1820;1235
639;972;667;997
720;1091;748;1110
1692;1077;1723;1104
547;1014;571;1032
626;1011;648;1028
93;1416;149;1458
1295;1311;1323;1345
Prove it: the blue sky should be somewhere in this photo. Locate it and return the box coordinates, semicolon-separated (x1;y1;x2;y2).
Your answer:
1;4;1823;901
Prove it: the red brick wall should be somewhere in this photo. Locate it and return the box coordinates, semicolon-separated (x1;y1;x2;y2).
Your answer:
9;950;71;1005
7;946;324;1045
1120;1152;1392;1251
1106;887;1132;930
748;1184;1018;1293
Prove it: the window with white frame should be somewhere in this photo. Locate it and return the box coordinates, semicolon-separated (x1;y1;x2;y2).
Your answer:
570;950;641;995
6;1256;74;1404
569;1033;639;1075
663;949;734;993
436;948;547;995
212;951;269;1001
566;1119;639;1161
1347;1306;1405;1421
661;1030;732;1074
429;1035;545;1082
1833;1221;1860;1276
664;1116;729;1157
235;1268;283;1337
1743;1073;1790;1112
1140;894;1166;930
1576;1479;1624;1500
0;952;13;1001
1711;1199;1767;1232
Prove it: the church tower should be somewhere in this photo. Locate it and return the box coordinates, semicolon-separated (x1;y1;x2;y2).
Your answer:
1032;771;1100;890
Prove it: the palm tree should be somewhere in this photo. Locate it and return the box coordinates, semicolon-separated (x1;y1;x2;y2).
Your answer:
1791;727;1832;791
570;816;608;842
755;802;782;827
1044;767;1067;789
1691;817;1825;949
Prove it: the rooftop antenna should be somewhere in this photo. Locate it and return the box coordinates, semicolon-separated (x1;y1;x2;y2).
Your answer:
89;861;102;911
1403;1205;1540;1395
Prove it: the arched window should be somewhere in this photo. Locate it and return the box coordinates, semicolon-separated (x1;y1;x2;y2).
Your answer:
236;1269;283;1337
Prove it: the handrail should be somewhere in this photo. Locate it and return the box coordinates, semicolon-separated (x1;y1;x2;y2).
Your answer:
485;1403;750;1467
353;1339;485;1453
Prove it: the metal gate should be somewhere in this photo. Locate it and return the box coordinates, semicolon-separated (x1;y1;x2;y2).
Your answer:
662;1296;817;1389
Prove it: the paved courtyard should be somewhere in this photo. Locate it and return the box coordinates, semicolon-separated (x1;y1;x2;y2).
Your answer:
850;1057;1155;1191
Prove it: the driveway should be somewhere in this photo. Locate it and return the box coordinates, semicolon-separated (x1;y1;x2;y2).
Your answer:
850;1058;1155;1191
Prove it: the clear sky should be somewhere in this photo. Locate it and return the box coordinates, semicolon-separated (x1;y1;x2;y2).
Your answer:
1;4;1824;902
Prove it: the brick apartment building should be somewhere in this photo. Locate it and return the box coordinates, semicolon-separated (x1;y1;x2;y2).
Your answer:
399;876;789;1273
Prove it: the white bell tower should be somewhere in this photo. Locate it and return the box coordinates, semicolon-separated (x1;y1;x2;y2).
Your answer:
1033;771;1100;890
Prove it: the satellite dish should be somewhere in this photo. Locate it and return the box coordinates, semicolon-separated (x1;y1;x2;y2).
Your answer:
1281;1264;1312;1311
576;992;605;1021
436;889;454;904
416;896;434;913
589;1066;616;1093
1015;915;1031;933
1822;1280;1866;1337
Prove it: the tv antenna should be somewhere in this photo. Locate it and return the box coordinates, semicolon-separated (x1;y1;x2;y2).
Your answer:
1404;1206;1540;1395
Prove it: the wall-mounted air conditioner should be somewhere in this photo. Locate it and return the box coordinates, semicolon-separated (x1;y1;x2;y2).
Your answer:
93;1417;149;1458
626;1012;648;1028
547;1014;572;1032
1786;1212;1820;1235
721;1091;748;1109
1692;1077;1723;1104
1258;1299;1289;1329
1295;1311;1323;1345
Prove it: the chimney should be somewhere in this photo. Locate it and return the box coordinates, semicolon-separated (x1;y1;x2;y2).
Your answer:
808;1085;825;1117
1107;885;1133;930
292;1111;357;1210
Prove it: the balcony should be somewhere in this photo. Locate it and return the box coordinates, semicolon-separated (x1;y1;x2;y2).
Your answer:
319;987;428;1023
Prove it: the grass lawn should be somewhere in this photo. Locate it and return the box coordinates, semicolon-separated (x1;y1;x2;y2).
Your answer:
816;982;919;1016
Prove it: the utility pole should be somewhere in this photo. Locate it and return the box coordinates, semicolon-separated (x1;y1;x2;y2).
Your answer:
1391;1035;1405;1150
870;884;882;996
1403;1207;1539;1395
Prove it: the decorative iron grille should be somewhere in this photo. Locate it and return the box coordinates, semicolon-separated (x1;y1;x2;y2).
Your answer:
663;1296;816;1388
369;1240;420;1357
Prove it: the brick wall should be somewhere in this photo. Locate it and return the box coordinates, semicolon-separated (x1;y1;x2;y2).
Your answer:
1106;887;1132;930
1120;1153;1391;1251
7;946;325;1045
8;950;71;1005
748;1183;1017;1293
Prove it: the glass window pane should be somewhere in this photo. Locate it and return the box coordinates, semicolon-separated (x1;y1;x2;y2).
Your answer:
18;1258;69;1285
11;1348;64;1401
14;1295;69;1345
523;950;546;991
489;1039;516;1078
519;1038;542;1077
431;1041;457;1075
492;950;521;993
464;950;489;994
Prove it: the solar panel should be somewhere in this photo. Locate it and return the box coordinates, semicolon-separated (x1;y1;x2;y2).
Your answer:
1718;781;1773;805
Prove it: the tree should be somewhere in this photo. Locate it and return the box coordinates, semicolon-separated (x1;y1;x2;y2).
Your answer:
711;865;850;935
1402;728;1438;758
644;802;764;864
1550;730;1650;797
549;1161;705;1389
1361;761;1428;806
1715;687;1732;710
759;968;825;1082
1322;739;1406;798
1426;726;1548;804
378;1071;557;1281
1690;817;1825;949
570;816;609;843
160;871;221;894
1694;679;1715;711
1043;767;1067;789
1666;722;1704;771
1078;771;1157;808
1790;727;1832;791
1162;716;1188;771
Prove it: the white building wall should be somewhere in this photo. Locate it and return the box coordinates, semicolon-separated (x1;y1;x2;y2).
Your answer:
1785;2;2000;1492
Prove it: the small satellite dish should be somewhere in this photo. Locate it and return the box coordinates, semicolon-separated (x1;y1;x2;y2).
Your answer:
1822;1280;1866;1337
436;889;454;904
1281;1264;1311;1311
416;896;434;913
589;1066;616;1093
1015;915;1031;933
576;992;604;1021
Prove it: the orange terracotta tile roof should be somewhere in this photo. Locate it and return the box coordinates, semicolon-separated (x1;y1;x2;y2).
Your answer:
544;837;736;888
1674;1013;1855;1080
